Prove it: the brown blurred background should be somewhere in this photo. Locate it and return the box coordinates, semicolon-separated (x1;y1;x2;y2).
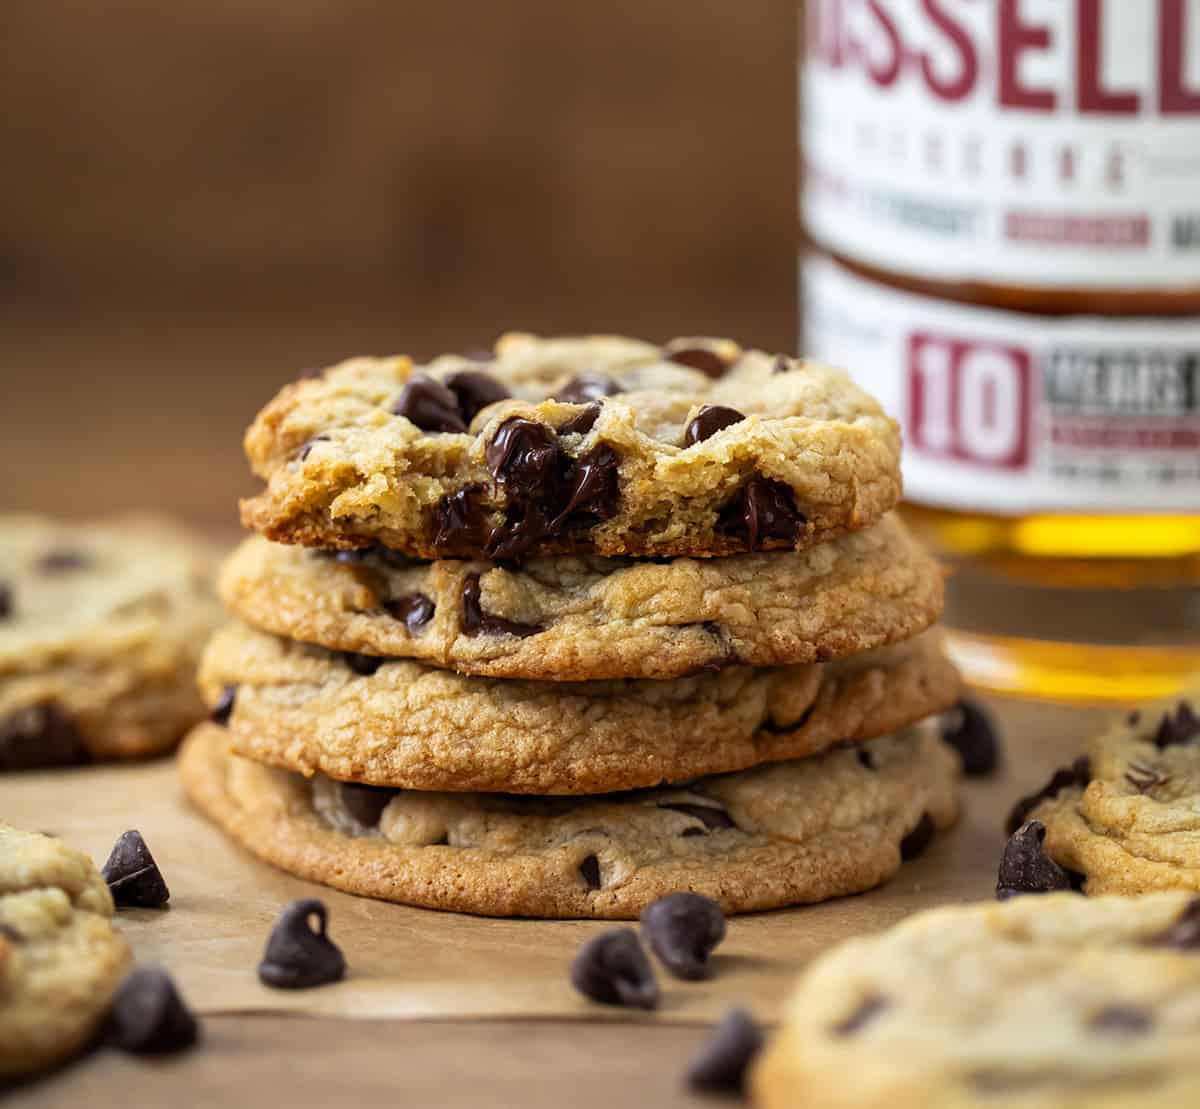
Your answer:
1;2;796;529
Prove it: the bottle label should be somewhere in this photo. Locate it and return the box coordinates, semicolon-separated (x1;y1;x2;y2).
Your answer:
804;254;1200;513
803;0;1200;288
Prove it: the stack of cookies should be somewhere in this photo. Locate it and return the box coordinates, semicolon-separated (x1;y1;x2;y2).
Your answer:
181;333;962;918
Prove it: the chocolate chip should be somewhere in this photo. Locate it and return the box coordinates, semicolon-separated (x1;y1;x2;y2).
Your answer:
832;994;889;1037
640;892;726;980
209;684;237;726
258;899;346;989
0;922;22;943
384;592;435;631
0;582;10;619
558;403;601;436
1147;897;1200;950
340;782;398;827
664;344;731;378
717;476;804;550
996;820;1075;899
37;548;92;572
1005;757;1092;835
0;703;89;771
431;486;492;553
900;812;935;861
857;747;876;770
1152;701;1199;748
658;802;736;833
1089;1005;1152;1036
684;405;745;446
460;572;542;638
554;374;624;403
486;417;562;493
551;444;622;527
771;354;791;374
1127;711;1142;725
940;699;1000;777
685;1008;763;1094
101;830;170;909
445;370;510;423
393;373;467;434
569;928;658;1010
343;651;385;676
579;854;602;890
110;966;198;1054
297;434;328;461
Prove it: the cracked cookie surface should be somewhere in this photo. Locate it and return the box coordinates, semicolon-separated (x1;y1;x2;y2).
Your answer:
0;515;224;767
179;720;959;919
200;620;958;794
0;825;132;1080
240;333;901;560
753;892;1200;1109
219;514;941;681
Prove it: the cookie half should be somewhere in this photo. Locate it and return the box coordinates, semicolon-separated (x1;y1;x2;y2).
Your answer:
200;620;958;794
753;891;1200;1108
240;333;901;561
179;721;960;919
1024;688;1200;895
0;825;132;1080
219;513;942;681
0;515;224;767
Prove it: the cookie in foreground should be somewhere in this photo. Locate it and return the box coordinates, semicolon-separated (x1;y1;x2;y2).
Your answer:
201;620;958;794
0;824;132;1080
240;333;901;560
752;891;1200;1108
179;720;959;919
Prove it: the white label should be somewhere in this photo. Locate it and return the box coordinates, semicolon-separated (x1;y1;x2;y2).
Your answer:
803;254;1200;512
803;0;1200;288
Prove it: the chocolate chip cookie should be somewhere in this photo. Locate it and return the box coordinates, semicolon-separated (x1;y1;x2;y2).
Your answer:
219;513;942;681
200;620;958;794
0;515;223;767
0;825;132;1080
753;892;1200;1108
240;333;901;560
1021;689;1200;895
179;720;960;918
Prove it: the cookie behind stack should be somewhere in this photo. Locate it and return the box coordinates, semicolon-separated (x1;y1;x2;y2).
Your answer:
182;333;963;917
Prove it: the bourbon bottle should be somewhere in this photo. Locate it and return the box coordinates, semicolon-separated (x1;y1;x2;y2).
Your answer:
801;0;1200;701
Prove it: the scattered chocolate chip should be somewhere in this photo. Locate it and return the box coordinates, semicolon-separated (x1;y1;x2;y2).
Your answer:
717;476;804;550
569;928;658;1010
558;402;601;436
940;699;1000;777
857;747;876;770
900;813;935;861
0;582;10;619
552;444;622;527
258;899;346;990
0;922;23;942
1127;711;1142;726
445;370;510;423
832;994;890;1037
658;802;736;833
384;592;435;631
685;1008;763;1094
996;820;1075;899
684;405;745;446
431;486;492;553
343;651;385;676
1089;1005;1152;1036
460;572;543;637
554;373;624;403
1005;757;1092;835
101;830;169;908
297;434;329;461
486;417;562;492
209;684;237;726
0;703;89;771
1147;897;1200;950
110;966;198;1054
37;548;92;572
664;344;731;378
579;854;602;890
340;782;398;827
640;892;726;980
393;373;468;434
771;354;791;374
1152;701;1199;749
1124;759;1167;794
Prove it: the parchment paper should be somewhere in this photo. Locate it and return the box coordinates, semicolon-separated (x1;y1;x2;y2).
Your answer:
0;697;1104;1024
